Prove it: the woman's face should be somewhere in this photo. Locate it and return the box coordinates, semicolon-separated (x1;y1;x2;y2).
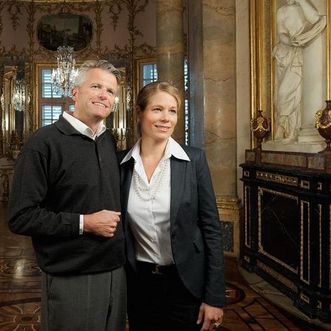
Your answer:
138;91;178;143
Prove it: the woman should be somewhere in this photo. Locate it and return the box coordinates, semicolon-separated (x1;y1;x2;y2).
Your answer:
119;81;225;331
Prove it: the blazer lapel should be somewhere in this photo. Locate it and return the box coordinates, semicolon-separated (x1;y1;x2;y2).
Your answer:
120;158;138;268
170;157;186;224
121;158;134;217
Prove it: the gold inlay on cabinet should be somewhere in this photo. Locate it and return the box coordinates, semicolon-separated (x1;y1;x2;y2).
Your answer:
256;171;298;186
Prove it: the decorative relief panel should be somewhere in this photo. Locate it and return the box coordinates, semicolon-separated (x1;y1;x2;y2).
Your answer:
261;151;308;168
256;171;298;186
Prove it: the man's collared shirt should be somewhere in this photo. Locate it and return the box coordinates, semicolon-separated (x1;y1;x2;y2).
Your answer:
62;111;106;139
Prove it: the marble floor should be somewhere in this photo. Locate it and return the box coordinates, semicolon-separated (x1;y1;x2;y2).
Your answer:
0;202;326;330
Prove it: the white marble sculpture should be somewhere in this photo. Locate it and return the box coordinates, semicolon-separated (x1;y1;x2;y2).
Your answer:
273;0;326;143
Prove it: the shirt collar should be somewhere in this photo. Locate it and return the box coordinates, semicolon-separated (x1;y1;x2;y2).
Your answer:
62;111;106;139
120;137;190;164
165;137;190;161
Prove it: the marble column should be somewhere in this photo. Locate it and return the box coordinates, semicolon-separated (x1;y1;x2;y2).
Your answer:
188;0;240;256
202;0;237;197
156;0;184;143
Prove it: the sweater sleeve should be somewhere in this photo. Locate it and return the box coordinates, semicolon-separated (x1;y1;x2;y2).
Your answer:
8;147;80;238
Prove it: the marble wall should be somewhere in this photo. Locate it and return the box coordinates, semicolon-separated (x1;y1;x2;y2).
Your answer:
202;0;237;197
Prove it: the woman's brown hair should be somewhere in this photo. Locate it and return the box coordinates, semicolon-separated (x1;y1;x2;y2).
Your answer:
136;81;181;111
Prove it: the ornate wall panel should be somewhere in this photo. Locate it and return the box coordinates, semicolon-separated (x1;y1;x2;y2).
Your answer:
0;0;156;142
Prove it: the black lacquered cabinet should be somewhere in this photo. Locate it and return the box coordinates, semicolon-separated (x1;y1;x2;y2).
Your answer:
240;150;331;322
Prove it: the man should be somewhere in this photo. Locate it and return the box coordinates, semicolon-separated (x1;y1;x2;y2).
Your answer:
8;60;126;331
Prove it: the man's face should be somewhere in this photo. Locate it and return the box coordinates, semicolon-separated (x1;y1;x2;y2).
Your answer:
72;68;118;123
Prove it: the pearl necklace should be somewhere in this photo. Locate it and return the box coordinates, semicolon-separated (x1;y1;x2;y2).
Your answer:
133;159;168;201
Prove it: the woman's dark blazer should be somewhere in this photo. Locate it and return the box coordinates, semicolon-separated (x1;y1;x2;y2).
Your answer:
118;145;226;307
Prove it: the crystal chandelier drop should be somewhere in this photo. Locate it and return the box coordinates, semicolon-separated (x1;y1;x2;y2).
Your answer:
51;46;79;97
12;79;29;112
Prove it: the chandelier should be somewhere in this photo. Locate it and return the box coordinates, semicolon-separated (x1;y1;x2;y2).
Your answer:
51;46;78;97
12;79;29;112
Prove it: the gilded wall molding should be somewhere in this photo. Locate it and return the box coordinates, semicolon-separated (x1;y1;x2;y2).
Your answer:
216;196;241;211
0;0;156;67
7;2;22;30
0;0;155;60
106;1;121;30
0;2;4;40
94;0;103;55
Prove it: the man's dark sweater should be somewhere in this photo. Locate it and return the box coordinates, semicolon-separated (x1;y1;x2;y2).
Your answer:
8;116;125;275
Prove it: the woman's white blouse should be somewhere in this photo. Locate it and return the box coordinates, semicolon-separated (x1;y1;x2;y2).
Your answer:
121;137;190;265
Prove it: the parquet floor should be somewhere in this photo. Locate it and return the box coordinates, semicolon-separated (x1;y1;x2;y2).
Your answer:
0;202;326;330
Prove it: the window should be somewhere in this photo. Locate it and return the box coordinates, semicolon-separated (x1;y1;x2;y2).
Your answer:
41;68;61;99
41;105;62;127
142;63;158;86
38;66;74;127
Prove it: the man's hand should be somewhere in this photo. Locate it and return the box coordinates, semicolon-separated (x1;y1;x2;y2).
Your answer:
83;210;121;237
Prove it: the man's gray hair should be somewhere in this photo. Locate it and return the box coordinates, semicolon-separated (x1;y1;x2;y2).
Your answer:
74;60;121;87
